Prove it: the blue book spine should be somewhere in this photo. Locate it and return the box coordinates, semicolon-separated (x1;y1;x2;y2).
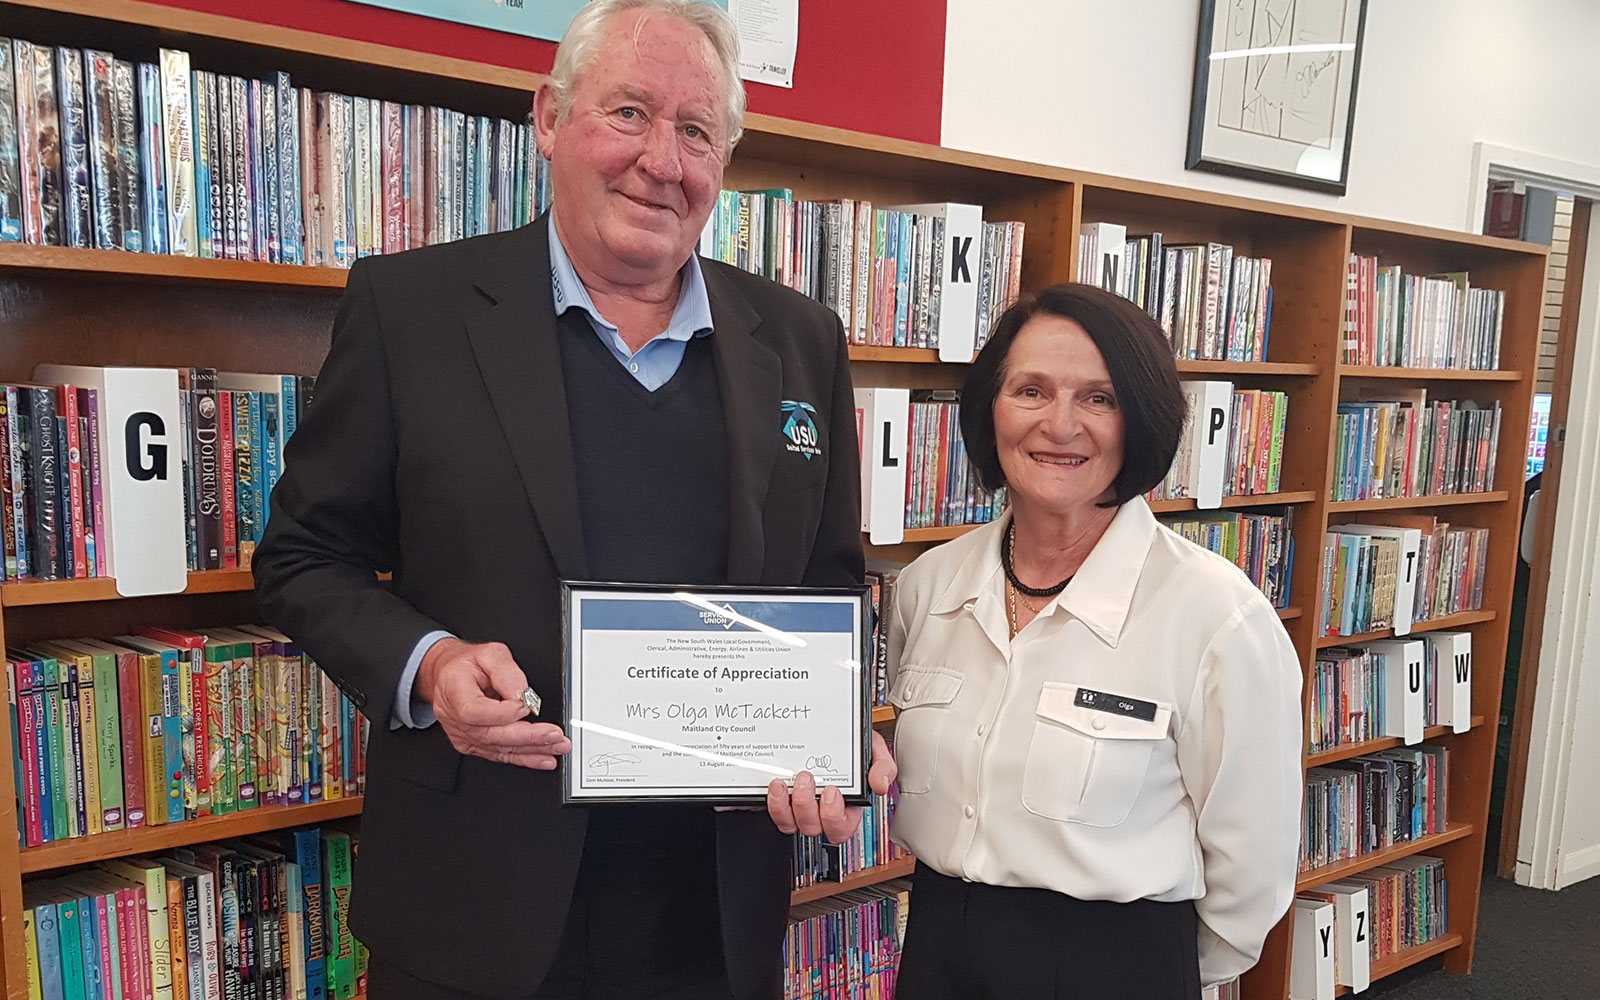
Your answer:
192;70;211;257
40;657;64;843
8;661;22;847
55;896;85;1000
137;62;169;255
76;892;101;1000
248;392;266;544
276;73;302;266
35;901;64;1000
160;648;185;821
279;376;298;450
280;828;328;1000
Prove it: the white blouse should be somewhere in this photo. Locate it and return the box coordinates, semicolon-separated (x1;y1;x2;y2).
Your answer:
887;497;1303;987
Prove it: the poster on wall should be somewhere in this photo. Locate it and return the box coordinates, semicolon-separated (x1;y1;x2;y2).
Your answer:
1186;0;1368;195
339;0;727;43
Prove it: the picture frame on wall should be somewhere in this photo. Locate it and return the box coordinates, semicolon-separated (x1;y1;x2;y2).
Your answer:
1185;0;1369;195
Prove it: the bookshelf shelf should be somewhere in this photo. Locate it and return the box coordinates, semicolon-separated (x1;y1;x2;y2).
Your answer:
892;524;988;543
872;705;896;724
1326;491;1509;512
0;569;257;607
1315;610;1497;649
1277;607;1303;621
1336;934;1464;995
18;798;364;874
847;346;955;364
1338;365;1521;382
0;242;349;289
790;856;915;906
1307;716;1485;767
1175;360;1320;377
1149;491;1318;513
1296;824;1475;892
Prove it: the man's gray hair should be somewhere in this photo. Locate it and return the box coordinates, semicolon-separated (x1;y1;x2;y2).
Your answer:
545;0;746;159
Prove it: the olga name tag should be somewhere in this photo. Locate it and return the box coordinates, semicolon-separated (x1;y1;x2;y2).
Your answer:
1074;686;1158;722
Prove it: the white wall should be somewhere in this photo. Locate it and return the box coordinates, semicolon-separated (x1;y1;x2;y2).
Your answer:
941;0;1600;231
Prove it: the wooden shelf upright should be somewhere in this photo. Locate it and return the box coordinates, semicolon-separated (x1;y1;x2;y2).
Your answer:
0;2;1545;998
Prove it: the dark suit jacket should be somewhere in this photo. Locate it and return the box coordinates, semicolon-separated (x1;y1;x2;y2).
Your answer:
253;217;865;999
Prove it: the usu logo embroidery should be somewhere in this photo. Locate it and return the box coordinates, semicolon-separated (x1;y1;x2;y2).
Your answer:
781;400;823;459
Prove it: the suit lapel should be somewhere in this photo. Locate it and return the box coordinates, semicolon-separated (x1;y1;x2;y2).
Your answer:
704;265;781;584
463;218;590;580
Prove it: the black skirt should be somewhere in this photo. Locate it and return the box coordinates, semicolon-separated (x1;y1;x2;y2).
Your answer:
895;862;1203;1000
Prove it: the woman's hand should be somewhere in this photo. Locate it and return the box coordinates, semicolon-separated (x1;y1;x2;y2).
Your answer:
766;730;897;842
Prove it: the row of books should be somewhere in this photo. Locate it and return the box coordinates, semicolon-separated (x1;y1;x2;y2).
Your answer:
0;38;551;262
1343;254;1505;370
21;825;365;1000
1079;223;1274;363
791;788;906;891
1332;395;1501;502
1319;520;1489;639
1309;632;1473;754
3;367;313;584
863;565;903;708
1150;382;1290;504
701;193;1025;359
1162;512;1293;610
6;624;367;848
1291;857;1447;998
854;388;1001;546
785;881;908;1000
1302;745;1450;873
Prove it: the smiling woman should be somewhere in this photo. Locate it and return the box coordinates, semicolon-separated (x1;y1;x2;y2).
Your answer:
884;283;1306;997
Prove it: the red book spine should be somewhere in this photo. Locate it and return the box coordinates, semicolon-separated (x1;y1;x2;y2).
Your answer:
14;658;42;847
116;649;148;828
57;385;89;577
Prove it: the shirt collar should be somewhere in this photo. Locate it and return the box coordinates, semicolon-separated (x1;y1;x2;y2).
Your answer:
547;212;714;344
929;496;1159;648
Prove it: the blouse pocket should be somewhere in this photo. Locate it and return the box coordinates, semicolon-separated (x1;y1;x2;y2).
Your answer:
1021;682;1171;827
888;665;964;795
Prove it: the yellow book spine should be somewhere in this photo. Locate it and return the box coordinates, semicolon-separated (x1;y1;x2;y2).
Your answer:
23;907;42;1000
75;654;103;836
140;653;169;825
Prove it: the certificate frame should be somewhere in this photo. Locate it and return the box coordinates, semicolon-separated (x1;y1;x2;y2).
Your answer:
559;581;873;806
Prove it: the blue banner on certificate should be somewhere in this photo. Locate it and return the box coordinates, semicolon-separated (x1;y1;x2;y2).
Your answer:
560;583;871;805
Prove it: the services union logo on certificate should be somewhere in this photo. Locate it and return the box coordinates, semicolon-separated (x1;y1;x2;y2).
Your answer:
559;583;871;805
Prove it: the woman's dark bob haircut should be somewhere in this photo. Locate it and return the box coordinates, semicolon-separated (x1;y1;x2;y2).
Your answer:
960;282;1186;508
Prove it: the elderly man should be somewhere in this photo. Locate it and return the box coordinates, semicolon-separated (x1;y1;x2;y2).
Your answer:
253;1;892;997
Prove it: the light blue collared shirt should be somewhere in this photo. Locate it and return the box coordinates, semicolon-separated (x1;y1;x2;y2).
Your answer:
392;223;717;729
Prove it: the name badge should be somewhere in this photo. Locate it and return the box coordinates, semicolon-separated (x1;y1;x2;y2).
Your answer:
1074;687;1157;722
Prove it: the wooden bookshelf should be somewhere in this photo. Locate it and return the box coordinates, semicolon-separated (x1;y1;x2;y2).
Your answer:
1307;717;1486;768
0;569;257;607
1176;360;1320;377
18;799;364;874
1314;610;1498;649
1326;491;1509;512
0;2;1546;998
1337;934;1465;994
871;705;896;725
1338;364;1521;382
790;857;916;906
1149;491;1318;513
1296;825;1475;893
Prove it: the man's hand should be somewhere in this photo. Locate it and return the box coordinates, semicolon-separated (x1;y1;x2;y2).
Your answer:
416;637;571;769
766;730;897;843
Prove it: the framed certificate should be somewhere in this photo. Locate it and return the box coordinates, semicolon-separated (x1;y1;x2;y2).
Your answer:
560;582;872;805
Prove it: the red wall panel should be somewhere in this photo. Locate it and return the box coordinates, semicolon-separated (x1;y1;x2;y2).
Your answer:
145;0;945;144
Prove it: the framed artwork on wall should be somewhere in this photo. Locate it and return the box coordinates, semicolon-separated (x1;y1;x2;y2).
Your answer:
1185;0;1369;195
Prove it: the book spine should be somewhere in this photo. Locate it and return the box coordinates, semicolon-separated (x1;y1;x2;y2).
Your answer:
25;387;61;580
159;49;197;255
84;50;122;250
188;368;221;570
217;390;237;569
115;650;146;827
111;60;142;251
56;46;95;248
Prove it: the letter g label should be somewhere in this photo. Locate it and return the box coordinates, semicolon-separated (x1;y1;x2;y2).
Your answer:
126;411;168;481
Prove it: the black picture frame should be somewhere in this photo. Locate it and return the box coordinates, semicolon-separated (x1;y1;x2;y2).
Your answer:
558;580;873;807
1185;0;1369;195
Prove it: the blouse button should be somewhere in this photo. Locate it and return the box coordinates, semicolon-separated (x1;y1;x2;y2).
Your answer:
963;804;975;819
977;724;986;736
1092;717;1107;731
